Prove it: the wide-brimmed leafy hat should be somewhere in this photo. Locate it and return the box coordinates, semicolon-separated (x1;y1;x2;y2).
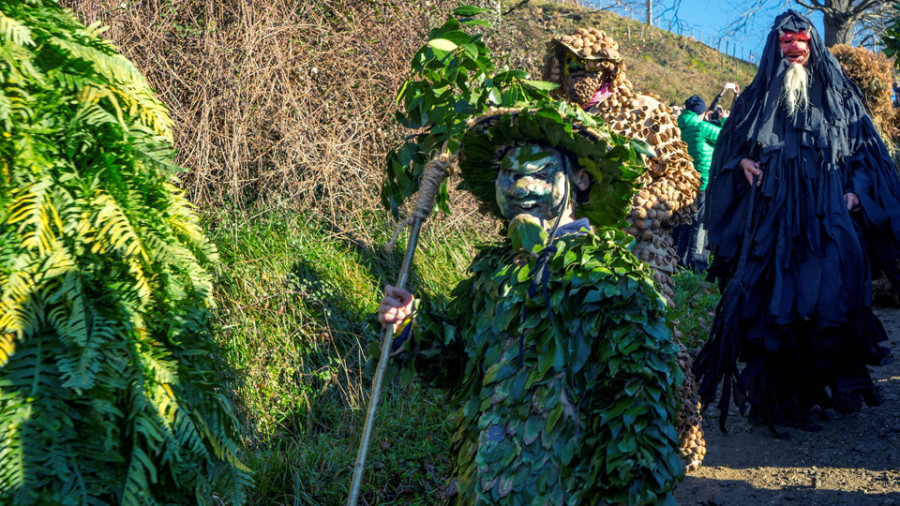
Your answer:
381;11;646;230
457;103;645;229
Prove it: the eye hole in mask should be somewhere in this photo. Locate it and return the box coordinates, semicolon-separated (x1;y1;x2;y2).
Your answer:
565;56;585;75
778;29;810;44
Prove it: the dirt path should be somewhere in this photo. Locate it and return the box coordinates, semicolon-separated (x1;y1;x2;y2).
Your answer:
675;307;900;505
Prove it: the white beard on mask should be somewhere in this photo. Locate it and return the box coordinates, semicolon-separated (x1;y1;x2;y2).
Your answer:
781;62;809;118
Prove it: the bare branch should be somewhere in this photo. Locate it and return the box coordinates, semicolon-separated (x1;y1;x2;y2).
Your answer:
797;0;828;8
795;0;835;16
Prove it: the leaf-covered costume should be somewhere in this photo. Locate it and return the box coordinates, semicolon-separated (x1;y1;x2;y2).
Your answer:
395;221;684;504
378;16;685;502
695;11;898;427
541;28;706;471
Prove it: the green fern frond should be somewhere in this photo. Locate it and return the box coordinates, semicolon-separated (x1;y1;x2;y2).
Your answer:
0;333;14;367
0;443;22;495
132;341;178;386
121;446;157;505
71;99;119;132
193;408;251;473
0;2;248;502
77;85;126;128
83;20;109;38
111;86;173;141
129;130;180;175
0;337;72;504
0;256;43;335
0;11;33;47
0;406;25;494
53;296;106;392
48;67;92;93
48;36;146;89
172;407;212;461
0;87;12;130
48;36;173;139
164;188;218;265
89;192;154;302
0;40;41;85
7;180;60;256
0;79;34;130
36;244;75;282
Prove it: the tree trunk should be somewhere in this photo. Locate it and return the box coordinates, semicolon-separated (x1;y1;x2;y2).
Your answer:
646;0;652;25
823;10;855;46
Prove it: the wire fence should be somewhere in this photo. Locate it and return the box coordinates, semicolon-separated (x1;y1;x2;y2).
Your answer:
542;0;762;64
547;0;891;62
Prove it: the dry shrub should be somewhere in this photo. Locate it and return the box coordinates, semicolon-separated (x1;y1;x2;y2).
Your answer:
831;44;900;144
59;0;459;222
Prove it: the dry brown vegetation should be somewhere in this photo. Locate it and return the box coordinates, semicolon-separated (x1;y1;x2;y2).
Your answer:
61;0;455;217
831;43;900;145
61;0;756;225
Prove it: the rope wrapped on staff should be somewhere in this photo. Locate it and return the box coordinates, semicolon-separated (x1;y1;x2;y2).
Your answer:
385;151;455;253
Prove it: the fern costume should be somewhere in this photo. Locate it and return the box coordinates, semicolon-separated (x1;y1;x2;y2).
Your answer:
385;109;684;504
0;2;250;503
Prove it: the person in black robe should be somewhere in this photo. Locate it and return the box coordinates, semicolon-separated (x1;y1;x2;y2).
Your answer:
694;10;898;430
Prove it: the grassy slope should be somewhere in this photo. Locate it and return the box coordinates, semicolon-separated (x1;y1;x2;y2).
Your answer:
209;220;719;504
207;208;485;504
203;2;740;503
501;1;759;107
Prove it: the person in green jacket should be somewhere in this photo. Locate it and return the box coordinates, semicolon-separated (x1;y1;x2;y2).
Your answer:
673;92;728;270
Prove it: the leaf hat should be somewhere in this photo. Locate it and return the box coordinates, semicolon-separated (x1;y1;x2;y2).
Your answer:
457;102;646;230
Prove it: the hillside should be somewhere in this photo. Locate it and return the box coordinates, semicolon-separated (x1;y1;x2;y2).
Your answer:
55;0;762;503
501;1;758;108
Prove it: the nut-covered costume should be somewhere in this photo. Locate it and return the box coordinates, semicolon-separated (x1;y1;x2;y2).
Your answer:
543;28;705;472
543;28;701;302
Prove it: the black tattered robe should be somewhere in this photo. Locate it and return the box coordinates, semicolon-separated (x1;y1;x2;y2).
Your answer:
695;10;897;425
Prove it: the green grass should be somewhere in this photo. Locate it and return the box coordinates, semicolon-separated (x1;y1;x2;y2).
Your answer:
204;208;482;504
244;382;453;505
670;269;721;349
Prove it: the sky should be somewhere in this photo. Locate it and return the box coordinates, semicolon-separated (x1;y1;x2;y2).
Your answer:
665;1;825;63
604;0;826;65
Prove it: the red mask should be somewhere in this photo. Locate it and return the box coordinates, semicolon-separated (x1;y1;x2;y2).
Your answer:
779;29;811;66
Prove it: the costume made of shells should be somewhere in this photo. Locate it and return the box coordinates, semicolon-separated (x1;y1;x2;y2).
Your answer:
543;27;705;472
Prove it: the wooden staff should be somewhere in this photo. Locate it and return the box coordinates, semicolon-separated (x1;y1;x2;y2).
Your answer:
348;151;453;505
